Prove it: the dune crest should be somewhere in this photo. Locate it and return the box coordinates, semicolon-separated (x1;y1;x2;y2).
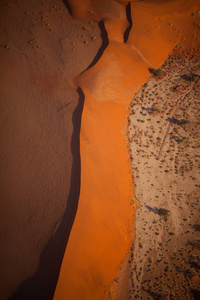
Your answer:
54;0;200;299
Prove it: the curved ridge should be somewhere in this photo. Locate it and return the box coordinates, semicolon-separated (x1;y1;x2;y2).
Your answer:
82;20;109;73
54;1;135;299
124;3;132;43
54;0;200;299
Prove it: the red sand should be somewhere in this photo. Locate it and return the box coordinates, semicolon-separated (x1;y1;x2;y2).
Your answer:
53;0;200;299
0;1;102;298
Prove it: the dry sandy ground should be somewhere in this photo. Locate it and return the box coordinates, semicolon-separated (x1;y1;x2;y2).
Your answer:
54;1;200;300
1;0;200;300
114;49;200;300
0;0;101;299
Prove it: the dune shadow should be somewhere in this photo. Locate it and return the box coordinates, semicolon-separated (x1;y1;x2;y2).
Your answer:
62;0;72;15
124;2;132;43
62;2;109;73
83;20;109;72
9;3;109;299
8;88;85;300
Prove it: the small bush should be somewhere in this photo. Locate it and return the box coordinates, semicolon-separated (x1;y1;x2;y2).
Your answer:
158;208;170;216
105;287;116;300
169;232;175;236
150;107;160;114
190;75;198;82
185;268;196;279
155;69;163;76
179;137;187;142
150;68;163;76
180;119;190;125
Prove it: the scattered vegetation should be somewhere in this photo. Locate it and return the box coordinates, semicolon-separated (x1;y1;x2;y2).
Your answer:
185;268;196;279
129;50;200;299
105;286;116;300
172;84;187;92
179;119;190;125
190;74;199;82
179;137;187;142
150;107;160;114
158;208;171;216
193;224;200;232
169;232;175;236
149;68;164;76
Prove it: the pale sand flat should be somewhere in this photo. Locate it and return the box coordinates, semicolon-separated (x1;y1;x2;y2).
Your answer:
115;49;200;300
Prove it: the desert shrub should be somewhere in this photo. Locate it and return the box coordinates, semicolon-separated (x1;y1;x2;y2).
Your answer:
185;268;196;279
155;69;163;76
190;74;198;82
179;137;187;142
180;119;190;125
105;287;116;300
150;107;160;114
158;208;170;216
150;68;163;76
169;232;175;236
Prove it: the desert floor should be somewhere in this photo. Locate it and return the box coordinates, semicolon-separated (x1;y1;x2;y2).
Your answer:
113;49;200;300
1;1;200;300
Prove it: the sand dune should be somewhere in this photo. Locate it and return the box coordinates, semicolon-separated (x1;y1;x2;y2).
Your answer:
1;0;200;299
54;0;200;299
0;1;101;299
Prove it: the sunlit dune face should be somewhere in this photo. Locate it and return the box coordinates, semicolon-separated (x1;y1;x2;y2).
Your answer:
54;0;200;299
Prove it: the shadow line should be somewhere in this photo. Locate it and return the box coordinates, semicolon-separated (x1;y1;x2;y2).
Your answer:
124;2;132;43
9;0;110;298
83;20;109;73
8;88;85;300
62;0;72;15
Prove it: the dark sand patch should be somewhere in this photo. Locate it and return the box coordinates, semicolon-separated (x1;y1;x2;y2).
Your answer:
0;0;101;299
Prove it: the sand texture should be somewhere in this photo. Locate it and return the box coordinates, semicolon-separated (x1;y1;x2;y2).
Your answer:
55;0;200;299
113;49;200;300
0;0;102;299
0;0;200;299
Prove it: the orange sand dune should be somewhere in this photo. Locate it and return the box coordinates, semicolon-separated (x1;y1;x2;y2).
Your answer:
54;0;200;299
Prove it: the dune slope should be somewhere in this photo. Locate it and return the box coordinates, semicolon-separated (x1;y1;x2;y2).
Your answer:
55;1;198;299
0;0;102;299
54;0;200;300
